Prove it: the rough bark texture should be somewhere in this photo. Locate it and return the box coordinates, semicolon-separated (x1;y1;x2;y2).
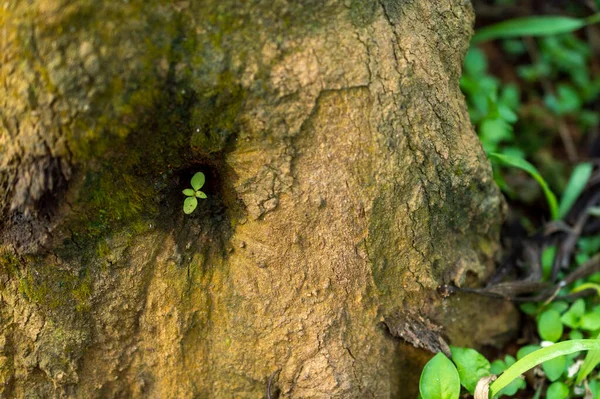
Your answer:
0;0;517;398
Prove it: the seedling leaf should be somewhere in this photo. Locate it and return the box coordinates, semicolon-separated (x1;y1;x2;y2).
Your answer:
183;189;195;196
183;197;198;214
196;191;207;199
191;172;205;191
419;353;460;399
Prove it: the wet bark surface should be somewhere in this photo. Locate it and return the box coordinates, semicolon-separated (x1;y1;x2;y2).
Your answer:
0;1;517;397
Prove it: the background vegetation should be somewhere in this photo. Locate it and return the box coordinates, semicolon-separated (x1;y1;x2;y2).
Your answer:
420;0;600;398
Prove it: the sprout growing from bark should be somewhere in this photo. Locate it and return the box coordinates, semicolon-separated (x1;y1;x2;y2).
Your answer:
182;172;207;214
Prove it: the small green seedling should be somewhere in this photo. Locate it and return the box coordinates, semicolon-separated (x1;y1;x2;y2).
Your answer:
183;172;207;214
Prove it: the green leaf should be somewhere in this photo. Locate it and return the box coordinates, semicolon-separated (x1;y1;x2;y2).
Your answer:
548;301;569;314
419;353;460;399
191;172;205;191
490;359;507;375
517;345;540;360
182;189;195;196
489;153;559;220
473;16;589;43
561;299;585;329
183;197;198;214
520;303;538;316
558;162;593;219
464;47;488;76
489;340;600;398
581;312;600;331
538;309;563;342
541;246;557;281
546;381;569;399
195;191;207;199
542;355;566;382
496;378;525;397
449;346;491;394
576;334;600;384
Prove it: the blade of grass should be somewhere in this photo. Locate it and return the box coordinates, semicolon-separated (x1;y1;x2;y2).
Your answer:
473;15;594;43
577;334;600;384
489;153;559;220
489;340;600;398
558;163;593;219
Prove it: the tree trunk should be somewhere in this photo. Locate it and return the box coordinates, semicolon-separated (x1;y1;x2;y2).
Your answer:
0;0;517;397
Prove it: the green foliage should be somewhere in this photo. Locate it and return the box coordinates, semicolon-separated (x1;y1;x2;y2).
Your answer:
472;15;595;43
546;381;569;399
577;334;600;384
489;153;559;220
538;309;564;342
461;49;520;156
542;355;566;382
558;163;593;219
415;6;600;399
419;353;460;399
490;355;526;397
489;340;600;397
183;172;207;214
449;346;491;394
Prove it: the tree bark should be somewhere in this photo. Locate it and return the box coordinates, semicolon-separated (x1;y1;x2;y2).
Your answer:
0;0;517;397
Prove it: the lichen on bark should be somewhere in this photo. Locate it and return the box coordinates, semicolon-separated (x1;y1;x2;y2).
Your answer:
0;0;517;398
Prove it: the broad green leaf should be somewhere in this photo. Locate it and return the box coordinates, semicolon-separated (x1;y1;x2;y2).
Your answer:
419;353;460;399
490;340;600;398
473;16;589;43
182;189;195;196
561;299;585;328
517;345;540;360
581;312;600;331
489;153;559;220
576;334;600;384
569;330;583;340
546;381;569;399
496;378;525;398
191;172;205;191
538;309;563;342
195;191;207;199
450;346;491;394
490;359;507;375
548;301;569;314
558;162;593;219
542;355;566;381
183;197;198;214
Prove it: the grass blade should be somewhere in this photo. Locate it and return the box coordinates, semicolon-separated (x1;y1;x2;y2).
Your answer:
489;153;559;220
489;340;600;398
558;162;593;219
577;334;600;384
473;15;591;43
